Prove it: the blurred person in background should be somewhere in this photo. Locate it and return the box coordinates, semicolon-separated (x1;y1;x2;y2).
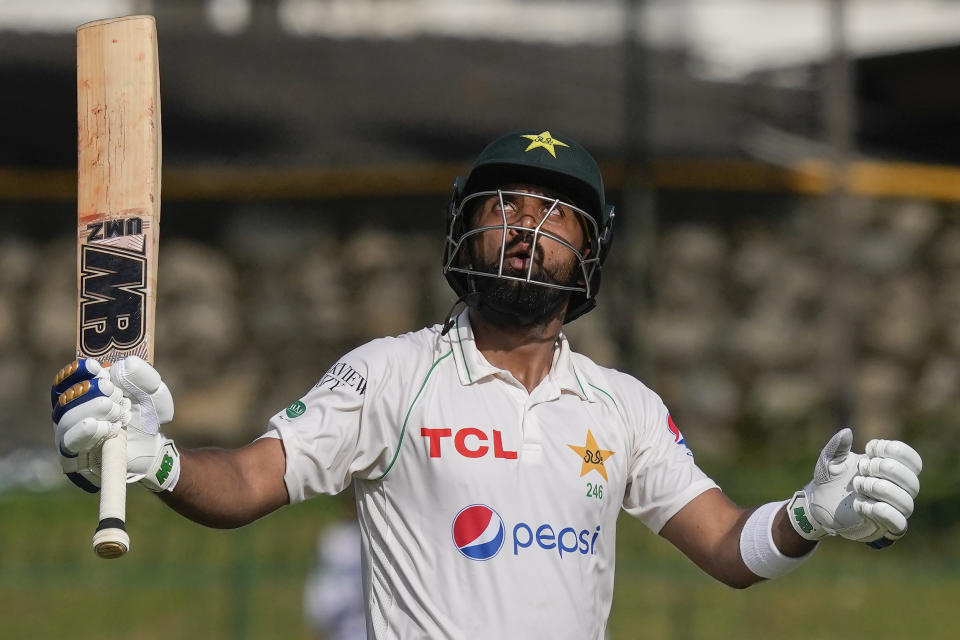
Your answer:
51;131;922;639
304;492;365;640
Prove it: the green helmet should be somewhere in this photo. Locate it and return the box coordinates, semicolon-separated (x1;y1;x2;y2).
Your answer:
442;130;615;324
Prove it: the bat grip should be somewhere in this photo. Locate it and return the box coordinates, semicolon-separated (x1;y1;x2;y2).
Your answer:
93;428;129;558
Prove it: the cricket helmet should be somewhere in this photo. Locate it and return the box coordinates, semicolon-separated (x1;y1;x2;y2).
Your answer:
442;130;615;324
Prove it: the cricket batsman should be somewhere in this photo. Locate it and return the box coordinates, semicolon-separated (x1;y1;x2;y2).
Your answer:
51;131;922;638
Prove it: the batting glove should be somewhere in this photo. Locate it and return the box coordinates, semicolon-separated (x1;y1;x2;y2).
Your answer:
787;428;922;549
51;356;180;493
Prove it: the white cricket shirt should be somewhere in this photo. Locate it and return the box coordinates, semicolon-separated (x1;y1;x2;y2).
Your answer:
264;309;717;639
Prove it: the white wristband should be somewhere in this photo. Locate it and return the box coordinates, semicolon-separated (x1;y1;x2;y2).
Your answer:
739;500;818;579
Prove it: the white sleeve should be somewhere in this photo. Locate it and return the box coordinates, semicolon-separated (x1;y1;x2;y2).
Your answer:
264;338;403;503
618;379;718;533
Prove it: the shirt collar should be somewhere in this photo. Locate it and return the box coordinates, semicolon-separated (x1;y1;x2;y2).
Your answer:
445;308;594;402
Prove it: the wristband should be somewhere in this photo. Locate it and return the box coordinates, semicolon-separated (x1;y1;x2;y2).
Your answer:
740;500;817;579
786;490;828;540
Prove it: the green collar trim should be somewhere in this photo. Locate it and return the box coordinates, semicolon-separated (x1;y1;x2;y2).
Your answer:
573;369;589;399
588;383;617;408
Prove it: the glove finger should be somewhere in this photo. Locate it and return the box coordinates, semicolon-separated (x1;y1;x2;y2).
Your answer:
111;355;162;394
865;439;922;475
51;359;105;408
52;358;103;392
112;356;173;431
823;428;853;461
853;476;914;517
858;457;920;498
854;498;908;535
52;376;124;423
62;417;120;456
55;386;127;432
819;428;855;478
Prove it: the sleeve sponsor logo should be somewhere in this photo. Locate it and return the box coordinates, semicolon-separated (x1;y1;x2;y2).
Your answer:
667;414;693;457
285;400;307;419
315;361;367;395
667;414;684;444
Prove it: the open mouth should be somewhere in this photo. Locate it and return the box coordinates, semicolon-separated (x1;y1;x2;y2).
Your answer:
506;244;533;272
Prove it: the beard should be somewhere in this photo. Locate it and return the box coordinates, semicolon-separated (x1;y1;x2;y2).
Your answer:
471;241;580;328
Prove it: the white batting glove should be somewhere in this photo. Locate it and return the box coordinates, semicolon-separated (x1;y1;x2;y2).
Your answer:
51;357;180;493
787;428;922;549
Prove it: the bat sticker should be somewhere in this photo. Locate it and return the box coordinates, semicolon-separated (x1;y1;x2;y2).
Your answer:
78;243;147;359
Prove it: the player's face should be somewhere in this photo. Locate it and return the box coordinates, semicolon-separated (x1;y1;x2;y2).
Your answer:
464;184;591;326
469;184;588;277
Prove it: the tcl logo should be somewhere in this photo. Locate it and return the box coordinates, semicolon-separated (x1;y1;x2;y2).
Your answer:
421;428;518;460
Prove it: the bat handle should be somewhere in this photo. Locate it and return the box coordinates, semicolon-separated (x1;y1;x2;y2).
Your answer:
93;427;130;558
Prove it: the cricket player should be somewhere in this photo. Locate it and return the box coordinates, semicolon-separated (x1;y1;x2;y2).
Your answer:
52;131;922;639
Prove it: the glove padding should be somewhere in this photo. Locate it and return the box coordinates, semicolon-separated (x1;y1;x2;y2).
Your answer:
51;356;179;493
787;428;922;548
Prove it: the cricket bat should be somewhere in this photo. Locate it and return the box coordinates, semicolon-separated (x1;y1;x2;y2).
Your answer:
76;15;162;559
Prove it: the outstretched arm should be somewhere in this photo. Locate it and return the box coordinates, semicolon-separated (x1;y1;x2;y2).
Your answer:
160;438;289;529
658;428;921;588
659;489;815;589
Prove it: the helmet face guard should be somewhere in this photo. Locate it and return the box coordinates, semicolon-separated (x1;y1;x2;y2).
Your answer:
443;188;601;302
442;131;614;324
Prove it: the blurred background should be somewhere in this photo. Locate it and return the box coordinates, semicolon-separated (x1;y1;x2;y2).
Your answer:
2;0;959;638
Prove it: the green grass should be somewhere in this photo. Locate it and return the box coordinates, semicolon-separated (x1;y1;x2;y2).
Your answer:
0;489;334;640
1;488;957;639
610;515;960;640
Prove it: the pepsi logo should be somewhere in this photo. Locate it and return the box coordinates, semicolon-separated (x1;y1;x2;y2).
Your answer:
452;504;505;561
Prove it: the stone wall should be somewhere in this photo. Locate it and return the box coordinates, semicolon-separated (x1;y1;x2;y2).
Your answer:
623;195;960;466
4;195;958;474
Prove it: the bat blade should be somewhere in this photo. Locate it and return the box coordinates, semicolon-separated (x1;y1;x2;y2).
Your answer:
76;14;161;559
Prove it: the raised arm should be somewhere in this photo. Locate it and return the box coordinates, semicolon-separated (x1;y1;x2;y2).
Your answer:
52;357;289;531
161;439;289;528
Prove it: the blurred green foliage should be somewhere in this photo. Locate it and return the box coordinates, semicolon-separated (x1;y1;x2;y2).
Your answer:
1;482;957;640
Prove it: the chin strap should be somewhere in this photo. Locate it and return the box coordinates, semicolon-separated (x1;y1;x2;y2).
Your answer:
440;292;480;336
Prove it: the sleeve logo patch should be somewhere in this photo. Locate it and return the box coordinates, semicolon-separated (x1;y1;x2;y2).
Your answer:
667;414;693;457
315;361;367;395
667;414;684;444
285;400;307;419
